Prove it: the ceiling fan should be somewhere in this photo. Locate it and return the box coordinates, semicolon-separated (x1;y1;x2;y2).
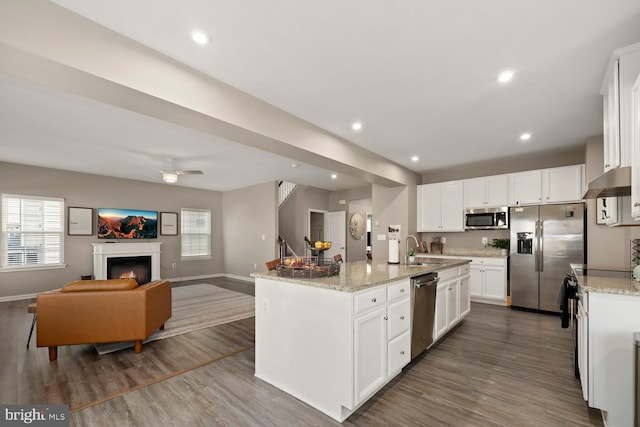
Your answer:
161;158;203;183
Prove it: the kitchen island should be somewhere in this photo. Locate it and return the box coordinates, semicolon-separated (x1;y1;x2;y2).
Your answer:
571;264;640;427
252;259;470;422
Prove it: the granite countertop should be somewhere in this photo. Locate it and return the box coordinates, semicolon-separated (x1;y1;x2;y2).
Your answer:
570;264;640;296
415;248;508;259
251;259;470;292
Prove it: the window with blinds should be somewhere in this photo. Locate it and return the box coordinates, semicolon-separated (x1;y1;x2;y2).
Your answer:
1;194;65;270
180;208;211;258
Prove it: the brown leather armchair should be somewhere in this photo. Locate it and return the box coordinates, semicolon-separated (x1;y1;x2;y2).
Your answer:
36;279;172;361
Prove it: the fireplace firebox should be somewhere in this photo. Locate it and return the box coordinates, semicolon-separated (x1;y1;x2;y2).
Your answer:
106;256;152;285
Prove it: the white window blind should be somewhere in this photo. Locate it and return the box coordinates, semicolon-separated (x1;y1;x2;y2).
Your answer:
1;194;65;269
181;208;211;258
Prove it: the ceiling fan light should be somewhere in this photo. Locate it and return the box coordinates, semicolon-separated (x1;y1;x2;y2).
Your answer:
163;172;178;183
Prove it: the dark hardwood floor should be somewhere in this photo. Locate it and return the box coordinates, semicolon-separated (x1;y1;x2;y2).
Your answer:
2;278;602;426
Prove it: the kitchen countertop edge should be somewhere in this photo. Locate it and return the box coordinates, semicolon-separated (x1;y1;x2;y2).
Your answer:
251;259;471;292
571;263;640;296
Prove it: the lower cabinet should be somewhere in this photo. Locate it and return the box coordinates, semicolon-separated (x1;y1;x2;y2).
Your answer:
354;306;387;403
353;280;411;406
417;254;507;306
586;291;640;427
469;257;508;305
433;265;471;342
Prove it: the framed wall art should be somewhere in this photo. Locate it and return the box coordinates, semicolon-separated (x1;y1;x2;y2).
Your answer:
68;207;93;236
160;212;178;236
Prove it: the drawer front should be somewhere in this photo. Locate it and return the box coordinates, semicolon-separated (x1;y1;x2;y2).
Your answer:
471;257;506;267
437;267;458;282
459;264;470;277
387;298;411;340
387;280;410;302
388;331;411;374
354;287;387;315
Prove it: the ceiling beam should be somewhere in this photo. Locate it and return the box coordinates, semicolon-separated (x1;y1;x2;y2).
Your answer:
0;0;419;187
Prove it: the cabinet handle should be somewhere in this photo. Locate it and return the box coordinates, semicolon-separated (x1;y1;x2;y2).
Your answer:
384;316;388;320
605;163;611;168
400;351;405;355
400;315;405;320
372;298;376;303
448;288;452;291
400;288;405;293
546;197;550;200
635;202;640;207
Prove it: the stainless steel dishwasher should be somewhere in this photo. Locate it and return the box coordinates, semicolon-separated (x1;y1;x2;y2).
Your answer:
411;272;439;359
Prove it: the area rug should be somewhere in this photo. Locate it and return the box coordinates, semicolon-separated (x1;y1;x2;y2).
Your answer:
94;284;255;355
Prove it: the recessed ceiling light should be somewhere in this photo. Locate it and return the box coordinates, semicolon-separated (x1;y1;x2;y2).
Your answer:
498;70;514;83
291;163;299;168
191;31;209;45
351;122;362;131
411;156;419;162
520;133;532;141
331;174;338;179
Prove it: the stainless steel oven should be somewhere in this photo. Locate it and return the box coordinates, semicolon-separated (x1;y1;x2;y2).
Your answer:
464;206;509;230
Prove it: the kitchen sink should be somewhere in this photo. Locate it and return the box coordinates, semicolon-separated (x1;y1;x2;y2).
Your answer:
404;262;445;267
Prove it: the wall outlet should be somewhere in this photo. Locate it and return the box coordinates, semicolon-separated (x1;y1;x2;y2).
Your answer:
171;262;177;269
260;234;266;241
440;237;447;244
253;263;257;269
482;237;488;246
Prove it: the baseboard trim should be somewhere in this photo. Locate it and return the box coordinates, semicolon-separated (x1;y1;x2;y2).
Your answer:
169;273;224;282
223;274;255;283
0;292;38;302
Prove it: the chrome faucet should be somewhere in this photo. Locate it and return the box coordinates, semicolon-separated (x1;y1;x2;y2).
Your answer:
405;234;419;262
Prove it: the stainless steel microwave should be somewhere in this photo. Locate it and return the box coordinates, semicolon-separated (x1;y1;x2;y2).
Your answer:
464;207;509;230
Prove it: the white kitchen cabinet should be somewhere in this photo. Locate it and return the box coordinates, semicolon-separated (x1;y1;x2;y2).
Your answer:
587;291;640;427
467;257;508;305
255;276;413;422
508;170;542;205
458;275;471;318
542;165;584;203
632;75;640;219
434;280;449;340
432;265;470;341
445;279;459;329
463;174;509;208
601;42;640;172
508;165;583;206
603;60;621;171
354;280;411;405
417;181;464;232
354;305;387;403
387;331;411;376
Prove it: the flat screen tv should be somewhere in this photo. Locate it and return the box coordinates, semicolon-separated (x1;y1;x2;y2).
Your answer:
97;208;158;239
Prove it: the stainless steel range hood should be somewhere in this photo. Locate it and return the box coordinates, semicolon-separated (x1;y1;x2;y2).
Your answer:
583;166;631;199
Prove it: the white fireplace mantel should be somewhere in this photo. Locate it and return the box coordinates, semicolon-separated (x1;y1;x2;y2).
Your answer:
92;242;162;281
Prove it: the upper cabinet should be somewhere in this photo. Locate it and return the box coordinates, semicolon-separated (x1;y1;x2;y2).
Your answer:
463;174;508;208
417;181;464;232
632;75;640;220
542;165;585;203
601;43;640;172
509;165;584;206
508;170;542;206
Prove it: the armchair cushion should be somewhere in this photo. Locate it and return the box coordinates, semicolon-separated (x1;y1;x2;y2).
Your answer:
62;279;137;292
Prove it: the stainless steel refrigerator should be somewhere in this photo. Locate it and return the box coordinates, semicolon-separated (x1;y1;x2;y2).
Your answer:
510;203;585;312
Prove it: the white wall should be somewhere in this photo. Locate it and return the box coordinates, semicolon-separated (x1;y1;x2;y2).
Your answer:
222;181;278;278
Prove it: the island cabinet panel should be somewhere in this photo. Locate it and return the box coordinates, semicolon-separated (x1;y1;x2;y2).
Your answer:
354;306;387;403
254;277;413;422
587;292;640;427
